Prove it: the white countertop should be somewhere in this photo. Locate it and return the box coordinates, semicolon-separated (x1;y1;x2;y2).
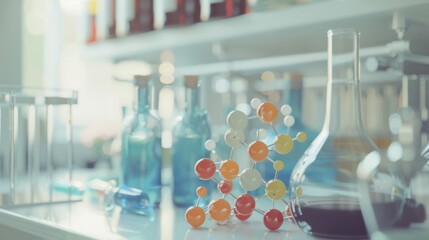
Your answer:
0;172;428;240
0;186;317;240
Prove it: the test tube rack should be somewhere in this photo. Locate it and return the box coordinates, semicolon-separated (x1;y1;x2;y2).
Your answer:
0;86;80;208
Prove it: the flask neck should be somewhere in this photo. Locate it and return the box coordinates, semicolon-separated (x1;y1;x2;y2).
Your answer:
323;29;365;134
322;79;365;134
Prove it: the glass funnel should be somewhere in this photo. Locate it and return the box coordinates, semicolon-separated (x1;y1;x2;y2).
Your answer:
289;29;404;239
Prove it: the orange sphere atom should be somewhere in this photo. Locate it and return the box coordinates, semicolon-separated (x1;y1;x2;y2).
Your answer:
208;198;231;223
219;160;239;181
196;186;207;198
248;141;269;162
257;102;279;123
185;206;206;228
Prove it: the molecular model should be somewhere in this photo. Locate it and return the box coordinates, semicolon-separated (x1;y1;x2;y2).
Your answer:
185;98;307;231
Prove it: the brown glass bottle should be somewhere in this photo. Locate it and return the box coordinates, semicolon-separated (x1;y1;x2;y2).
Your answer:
129;0;154;33
210;0;248;19
108;0;116;38
165;0;201;26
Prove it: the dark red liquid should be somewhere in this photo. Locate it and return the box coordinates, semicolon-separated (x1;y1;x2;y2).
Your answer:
293;201;402;239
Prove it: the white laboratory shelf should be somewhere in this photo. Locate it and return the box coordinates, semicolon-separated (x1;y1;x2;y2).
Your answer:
81;0;429;65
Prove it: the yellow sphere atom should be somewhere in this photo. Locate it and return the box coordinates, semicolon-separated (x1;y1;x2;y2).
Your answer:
196;186;207;198
274;134;294;154
296;186;303;197
296;132;307;143
265;179;287;200
273;160;284;171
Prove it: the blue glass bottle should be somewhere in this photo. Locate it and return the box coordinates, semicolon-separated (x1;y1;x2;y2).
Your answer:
121;75;162;207
172;75;212;207
260;74;334;184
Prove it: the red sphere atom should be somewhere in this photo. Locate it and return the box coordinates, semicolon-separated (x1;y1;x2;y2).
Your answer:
234;193;255;215
263;208;284;231
234;208;252;221
217;181;233;194
194;158;216;180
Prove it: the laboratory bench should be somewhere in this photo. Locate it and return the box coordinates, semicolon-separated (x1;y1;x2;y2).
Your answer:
1;177;428;240
0;184;312;240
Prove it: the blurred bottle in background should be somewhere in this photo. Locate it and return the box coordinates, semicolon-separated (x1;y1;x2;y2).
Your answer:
202;0;249;21
171;75;212;207
108;0;116;38
165;0;202;26
87;0;98;43
129;0;154;33
115;0;161;37
121;75;162;207
96;0;113;41
115;0;133;37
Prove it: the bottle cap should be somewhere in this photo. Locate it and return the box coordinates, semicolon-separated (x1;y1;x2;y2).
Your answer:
134;75;151;87
184;75;199;89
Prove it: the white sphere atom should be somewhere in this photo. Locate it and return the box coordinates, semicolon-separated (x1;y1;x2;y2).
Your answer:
227;110;248;130
205;140;216;151
239;168;263;191
250;98;262;109
283;115;295;127
281;104;292;116
224;129;245;148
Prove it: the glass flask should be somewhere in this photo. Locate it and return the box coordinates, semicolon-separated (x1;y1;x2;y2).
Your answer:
121;75;162;207
172;75;212;207
289;29;404;239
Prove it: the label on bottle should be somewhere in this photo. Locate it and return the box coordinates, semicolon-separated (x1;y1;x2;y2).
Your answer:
96;0;109;40
154;0;165;29
200;0;211;21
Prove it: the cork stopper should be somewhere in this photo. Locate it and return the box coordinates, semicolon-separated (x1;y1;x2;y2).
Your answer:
184;75;199;89
287;72;303;90
134;75;151;87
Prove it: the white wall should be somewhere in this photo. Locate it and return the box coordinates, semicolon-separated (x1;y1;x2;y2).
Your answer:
0;1;22;85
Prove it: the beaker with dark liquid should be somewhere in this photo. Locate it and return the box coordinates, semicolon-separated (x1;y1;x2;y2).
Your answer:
289;29;405;239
